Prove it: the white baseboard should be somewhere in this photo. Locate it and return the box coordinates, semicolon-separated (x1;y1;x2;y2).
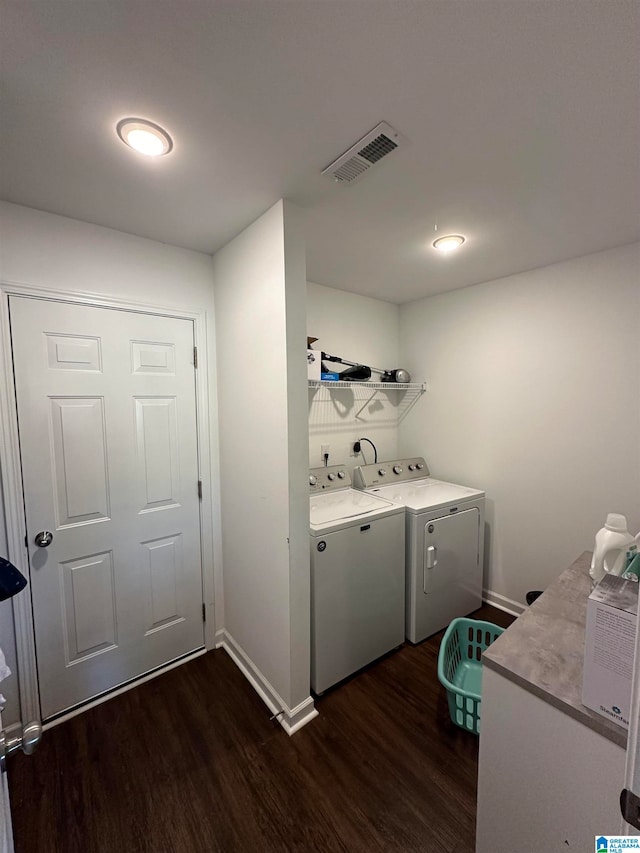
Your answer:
279;695;318;735
219;630;318;736
483;588;526;617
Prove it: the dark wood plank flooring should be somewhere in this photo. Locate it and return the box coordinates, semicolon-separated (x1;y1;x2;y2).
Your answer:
8;605;515;853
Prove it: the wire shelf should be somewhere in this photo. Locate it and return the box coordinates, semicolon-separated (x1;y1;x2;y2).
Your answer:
308;380;425;391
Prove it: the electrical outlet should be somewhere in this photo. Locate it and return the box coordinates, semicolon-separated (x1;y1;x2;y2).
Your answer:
321;444;330;462
350;440;361;456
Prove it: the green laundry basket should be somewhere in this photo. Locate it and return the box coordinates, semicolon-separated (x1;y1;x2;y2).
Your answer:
437;617;504;735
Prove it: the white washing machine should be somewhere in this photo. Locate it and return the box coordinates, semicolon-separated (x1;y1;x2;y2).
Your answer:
353;458;485;644
309;464;405;694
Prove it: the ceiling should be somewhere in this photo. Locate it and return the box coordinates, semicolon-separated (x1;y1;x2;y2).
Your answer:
1;1;639;304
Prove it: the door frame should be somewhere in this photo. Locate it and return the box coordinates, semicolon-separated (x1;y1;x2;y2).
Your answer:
0;280;221;725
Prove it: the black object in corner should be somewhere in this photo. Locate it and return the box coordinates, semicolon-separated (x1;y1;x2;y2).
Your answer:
0;557;28;601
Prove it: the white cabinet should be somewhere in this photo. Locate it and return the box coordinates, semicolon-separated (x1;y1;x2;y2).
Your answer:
476;666;625;852
476;554;629;851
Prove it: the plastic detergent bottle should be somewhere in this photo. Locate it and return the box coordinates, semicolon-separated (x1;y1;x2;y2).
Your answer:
590;513;636;584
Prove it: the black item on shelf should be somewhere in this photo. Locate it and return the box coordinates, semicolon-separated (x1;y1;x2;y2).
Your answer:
526;590;543;606
337;364;371;381
0;557;28;601
321;353;371;381
321;352;410;383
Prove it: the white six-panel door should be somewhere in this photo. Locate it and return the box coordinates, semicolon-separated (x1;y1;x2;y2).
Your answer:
9;296;204;719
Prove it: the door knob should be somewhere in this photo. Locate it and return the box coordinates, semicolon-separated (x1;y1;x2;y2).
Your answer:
34;531;53;548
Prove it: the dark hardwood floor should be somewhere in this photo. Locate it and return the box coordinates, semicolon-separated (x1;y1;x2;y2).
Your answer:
8;605;515;853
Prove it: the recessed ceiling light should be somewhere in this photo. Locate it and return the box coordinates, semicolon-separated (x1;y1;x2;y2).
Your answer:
433;234;465;254
116;118;173;156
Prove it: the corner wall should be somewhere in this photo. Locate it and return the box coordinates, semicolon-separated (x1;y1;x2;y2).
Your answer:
398;243;640;609
213;201;314;729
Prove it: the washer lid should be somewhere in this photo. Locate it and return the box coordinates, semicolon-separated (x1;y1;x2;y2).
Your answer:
369;478;484;510
310;488;396;525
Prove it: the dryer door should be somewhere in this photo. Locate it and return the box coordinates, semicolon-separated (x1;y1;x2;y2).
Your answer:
415;507;482;640
423;508;480;593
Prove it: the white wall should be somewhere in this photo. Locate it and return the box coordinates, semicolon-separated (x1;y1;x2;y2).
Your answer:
399;243;640;609
213;200;312;718
0;201;221;726
307;282;403;468
0;203;216;308
283;208;312;711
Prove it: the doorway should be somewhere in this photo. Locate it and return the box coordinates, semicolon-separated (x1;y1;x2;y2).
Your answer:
9;295;206;719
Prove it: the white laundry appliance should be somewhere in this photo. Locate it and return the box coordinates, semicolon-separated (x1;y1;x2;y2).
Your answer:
309;464;405;694
353;458;485;644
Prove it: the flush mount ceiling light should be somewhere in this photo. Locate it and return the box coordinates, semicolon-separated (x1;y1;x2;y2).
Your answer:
116;118;173;156
432;234;465;254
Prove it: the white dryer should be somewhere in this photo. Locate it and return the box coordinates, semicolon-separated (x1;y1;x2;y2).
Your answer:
309;464;405;693
353;458;485;644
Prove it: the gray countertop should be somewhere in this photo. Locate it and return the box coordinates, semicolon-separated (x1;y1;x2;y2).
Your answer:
483;551;627;748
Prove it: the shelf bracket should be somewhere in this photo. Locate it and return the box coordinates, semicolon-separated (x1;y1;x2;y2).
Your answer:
355;390;380;420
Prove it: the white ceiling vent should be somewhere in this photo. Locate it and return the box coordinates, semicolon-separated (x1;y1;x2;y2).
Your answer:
322;121;404;184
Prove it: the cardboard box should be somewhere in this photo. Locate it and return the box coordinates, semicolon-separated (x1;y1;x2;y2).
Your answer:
307;349;321;381
582;573;638;728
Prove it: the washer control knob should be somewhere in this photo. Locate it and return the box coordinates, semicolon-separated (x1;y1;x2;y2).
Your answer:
327;473;336;481
408;464;416;471
416;462;425;470
378;468;387;477
393;465;403;475
309;475;317;486
337;471;346;479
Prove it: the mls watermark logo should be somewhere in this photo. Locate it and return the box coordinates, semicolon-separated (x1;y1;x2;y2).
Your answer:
596;836;640;851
